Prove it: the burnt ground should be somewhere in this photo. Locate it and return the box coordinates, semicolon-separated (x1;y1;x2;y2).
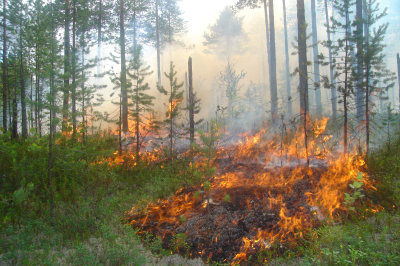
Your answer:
124;162;335;264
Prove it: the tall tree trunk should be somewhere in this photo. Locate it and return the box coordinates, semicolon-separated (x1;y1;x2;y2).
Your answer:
12;90;17;139
156;0;161;86
48;2;55;220
81;29;86;144
343;7;350;155
311;0;322;117
366;65;370;153
135;52;140;159
63;0;70;133
364;10;370;153
72;0;76;142
262;0;271;90
39;78;43;136
297;0;309;123
169;81;173;161
35;6;40;133
133;0;137;53
82;40;87;144
120;0;128;133
30;73;33;130
269;0;278;120
355;0;364;123
97;0;102;78
188;57;194;145
324;0;337;119
185;72;188;107
20;15;27;138
297;0;309;166
2;0;6;132
397;53;400;113
8;96;11;130
283;0;292;118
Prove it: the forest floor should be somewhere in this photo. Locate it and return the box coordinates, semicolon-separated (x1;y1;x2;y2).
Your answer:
0;132;399;265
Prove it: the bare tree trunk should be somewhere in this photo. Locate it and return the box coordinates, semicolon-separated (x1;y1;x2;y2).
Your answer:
324;0;337;119
297;0;309;167
120;0;128;133
48;2;56;220
72;0;77;142
269;0;278;120
97;0;102;78
297;0;309;123
82;43;86;144
35;7;40;133
63;0;70;133
2;0;6;132
185;72;188;107
366;65;370;153
133;0;137;53
311;0;322;117
20;12;27;138
397;53;400;113
355;0;364;123
156;0;161;86
135;52;140;159
283;0;292;118
12;96;17;139
364;3;371;154
344;7;350;155
30;73;33;130
263;0;270;89
188;57;194;145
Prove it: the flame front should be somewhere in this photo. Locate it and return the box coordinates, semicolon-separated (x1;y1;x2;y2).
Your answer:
124;117;378;264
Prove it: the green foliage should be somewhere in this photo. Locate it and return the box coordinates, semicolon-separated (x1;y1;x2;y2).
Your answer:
343;172;365;211
297;216;400;266
127;45;157;156
194;119;223;169
366;134;400;209
203;6;247;57
379;102;399;148
157;61;185;159
223;193;231;203
219;62;246;120
171;233;191;257
203;180;211;191
179;215;187;223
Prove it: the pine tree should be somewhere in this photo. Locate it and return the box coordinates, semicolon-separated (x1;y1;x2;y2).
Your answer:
233;0;271;90
127;45;155;159
157;61;184;160
219;61;246;120
161;0;187;59
330;0;356;154
203;6;247;59
144;0;186;86
360;0;395;153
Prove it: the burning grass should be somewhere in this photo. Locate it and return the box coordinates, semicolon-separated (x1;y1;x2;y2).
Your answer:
124;117;381;264
125;159;373;264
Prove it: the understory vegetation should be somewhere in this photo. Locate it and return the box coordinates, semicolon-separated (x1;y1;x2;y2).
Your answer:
0;126;399;265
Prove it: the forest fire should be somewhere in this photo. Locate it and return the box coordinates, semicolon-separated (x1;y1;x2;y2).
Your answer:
124;117;377;264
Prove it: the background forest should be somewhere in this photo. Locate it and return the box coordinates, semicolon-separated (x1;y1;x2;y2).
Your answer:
0;0;400;265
